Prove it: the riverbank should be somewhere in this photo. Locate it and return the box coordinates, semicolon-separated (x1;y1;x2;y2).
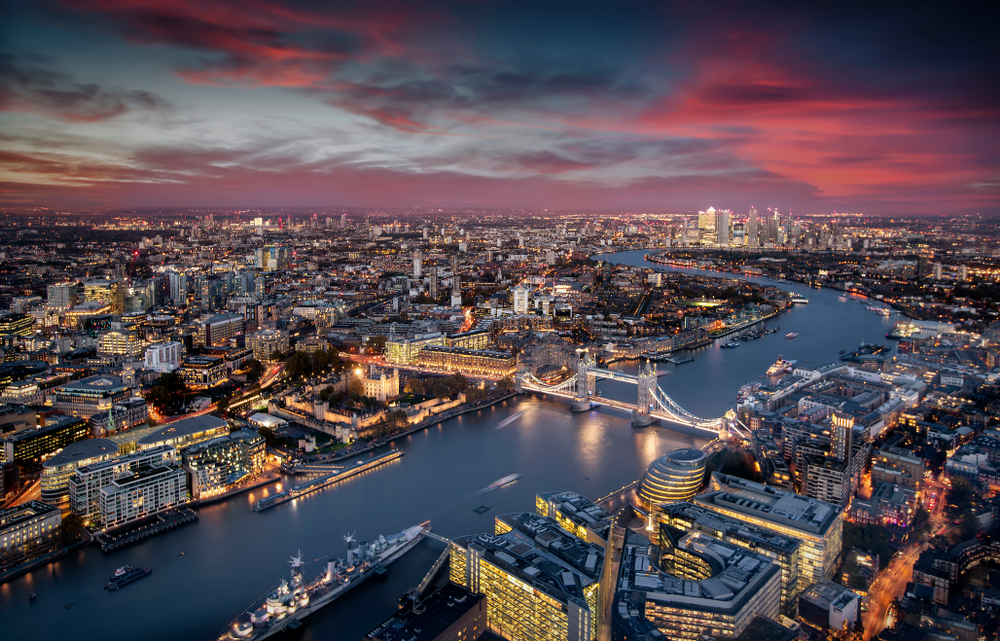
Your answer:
0;539;86;585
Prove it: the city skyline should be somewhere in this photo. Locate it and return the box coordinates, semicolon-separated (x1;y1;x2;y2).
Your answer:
2;1;998;214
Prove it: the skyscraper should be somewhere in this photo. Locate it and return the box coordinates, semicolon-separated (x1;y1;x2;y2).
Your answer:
716;209;731;245
747;207;759;247
413;249;422;278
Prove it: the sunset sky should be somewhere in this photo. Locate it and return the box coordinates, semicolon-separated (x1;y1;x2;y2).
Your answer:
1;1;997;214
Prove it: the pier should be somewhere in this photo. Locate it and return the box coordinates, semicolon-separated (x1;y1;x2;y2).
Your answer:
254;450;404;512
96;508;198;552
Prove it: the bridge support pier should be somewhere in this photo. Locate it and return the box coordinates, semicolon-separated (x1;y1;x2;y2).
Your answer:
571;397;593;412
631;411;654;428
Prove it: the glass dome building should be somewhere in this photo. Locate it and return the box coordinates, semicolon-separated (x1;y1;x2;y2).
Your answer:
637;448;707;508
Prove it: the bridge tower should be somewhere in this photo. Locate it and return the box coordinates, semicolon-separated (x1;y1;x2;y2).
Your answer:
514;366;527;393
571;350;596;412
719;409;736;441
632;360;656;427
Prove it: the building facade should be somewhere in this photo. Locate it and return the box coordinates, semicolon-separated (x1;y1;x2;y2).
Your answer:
49;375;130;418
0;500;61;562
416;346;517;378
99;464;187;529
181;429;265;500
67;445;177;525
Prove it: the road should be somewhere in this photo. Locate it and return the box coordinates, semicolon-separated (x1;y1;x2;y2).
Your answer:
154;363;286;425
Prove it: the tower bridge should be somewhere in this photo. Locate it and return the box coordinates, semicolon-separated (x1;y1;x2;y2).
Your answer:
516;352;748;440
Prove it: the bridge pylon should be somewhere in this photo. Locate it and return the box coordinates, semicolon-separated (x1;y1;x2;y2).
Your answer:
571;350;596;412
632;360;656;427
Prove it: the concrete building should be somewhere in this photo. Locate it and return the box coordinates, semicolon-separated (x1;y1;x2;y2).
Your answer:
144;341;183;373
40;438;119;507
179;355;227;389
197;312;244;348
695;474;843;586
797;580;858;634
67;445;177;525
136;414;228;452
2;415;90;470
416;346;517;378
83;279;124;314
653;502;801;615
0;380;45;407
0;500;61;562
99;464;187;529
614;524;781;640
386;332;445;365
535;491;613;545
181;429;265;500
449;512;603;641
49;374;130;418
88;397;149;437
47;282;79;311
247;328;289;363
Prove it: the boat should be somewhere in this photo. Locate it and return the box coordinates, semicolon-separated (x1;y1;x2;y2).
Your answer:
495;411;526;430
489;474;521;489
839;349;846;354
766;355;797;376
222;522;430;640
838;296;848;302
29;592;36;603
105;565;152;591
785;332;799;339
876;307;890;317
720;341;740;349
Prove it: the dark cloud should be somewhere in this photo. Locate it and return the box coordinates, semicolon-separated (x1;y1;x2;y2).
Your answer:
0;53;172;121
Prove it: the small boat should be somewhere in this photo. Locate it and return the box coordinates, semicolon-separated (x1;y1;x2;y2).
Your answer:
105;565;152;591
839;349;846;354
29;592;36;603
489;474;521;489
838;296;848;302
720;341;740;349
785;332;799;339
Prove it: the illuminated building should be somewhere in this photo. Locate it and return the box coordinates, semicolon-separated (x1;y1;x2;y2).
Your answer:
98;328;144;359
0;500;61;562
50;374;130;418
1;380;44;407
197;312;245;347
652;502;801;615
797;580;858;634
613;524;781;640
750;429;792;489
136;414;228;451
83;279;124;314
512;286;530;314
0;312;33;337
636;448;706;509
247;328;289;363
2;415;90;469
357;366;400;403
535;491;612;544
849;482;917;528
181;429;264;499
67;445;177;525
64;300;113;329
416;346;516;378
179;355;227;389
88;397;149;437
40;438;119;507
46;282;78;311
446;330;489;351
255;245;291;272
694;474;843;586
449;512;602;641
386;332;445;365
144;341;183;373
369;583;486;641
99;464;186;529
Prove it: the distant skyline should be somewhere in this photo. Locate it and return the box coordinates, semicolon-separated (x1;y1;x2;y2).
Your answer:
1;1;997;214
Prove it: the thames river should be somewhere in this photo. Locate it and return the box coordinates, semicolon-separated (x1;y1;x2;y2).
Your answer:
0;249;896;640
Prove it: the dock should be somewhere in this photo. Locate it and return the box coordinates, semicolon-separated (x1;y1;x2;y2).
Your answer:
96;508;198;552
254;449;404;512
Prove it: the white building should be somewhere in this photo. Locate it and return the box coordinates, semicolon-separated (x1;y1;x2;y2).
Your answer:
67;445;177;526
99;465;187;529
145;341;183;372
46;282;78;311
359;367;400;403
512;285;531;314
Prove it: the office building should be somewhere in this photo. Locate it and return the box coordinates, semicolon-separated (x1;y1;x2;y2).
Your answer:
98;328;143;359
512;286;530;314
2;415;89;469
750;429;792;489
136;414;228;451
653;502;801;614
41;438;119;507
197;312;244;347
636;448;706;509
179;355;227;389
64;300;113;329
67;445;177;525
0;312;33;337
1;380;45;407
368;583;486;641
698;207;717;244
716;209;731;246
797;580;858;633
247;328;289;363
694;473;843;586
255;245;291;272
614;524;781;641
182;429;264;500
386;332;445;365
0;500;61;561
99;464;187;529
83;279;124;314
145;341;183;373
47;282;79;310
446;330;489;351
535;491;612;544
416;346;517;378
449;512;603;641
88;397;149;437
49;374;130;419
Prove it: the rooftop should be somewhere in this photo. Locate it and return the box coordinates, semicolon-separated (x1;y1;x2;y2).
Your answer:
43;438;119;469
136;414;227;447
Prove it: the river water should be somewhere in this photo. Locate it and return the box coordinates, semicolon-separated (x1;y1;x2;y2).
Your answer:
0;249;896;640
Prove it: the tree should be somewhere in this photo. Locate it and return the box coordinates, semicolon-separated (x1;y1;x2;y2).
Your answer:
216;395;230;416
348;377;364;397
452;373;470;392
404;377;425;395
433;382;451;399
945;476;976;516
497;376;515;391
60;513;87;541
286;351;313;379
911;507;931;534
258;426;276;447
959;512;981;540
244;358;265;383
366;335;388;354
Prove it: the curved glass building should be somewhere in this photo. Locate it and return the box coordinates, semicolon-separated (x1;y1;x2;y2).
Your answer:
637;448;707;508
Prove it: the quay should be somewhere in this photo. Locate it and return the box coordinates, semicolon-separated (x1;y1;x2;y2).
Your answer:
254;449;404;512
96;508;198;552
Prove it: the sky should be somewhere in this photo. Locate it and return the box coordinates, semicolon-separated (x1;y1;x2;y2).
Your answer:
0;0;997;214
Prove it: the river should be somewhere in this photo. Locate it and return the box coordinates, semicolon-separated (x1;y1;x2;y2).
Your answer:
0;249;895;640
